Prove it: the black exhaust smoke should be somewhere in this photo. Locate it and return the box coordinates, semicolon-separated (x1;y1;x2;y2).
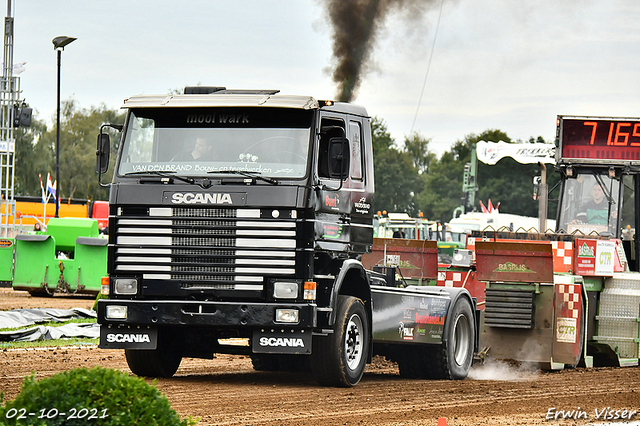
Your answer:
324;0;436;102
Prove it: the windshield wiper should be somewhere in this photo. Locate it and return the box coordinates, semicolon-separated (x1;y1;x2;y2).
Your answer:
208;170;278;185
124;170;195;185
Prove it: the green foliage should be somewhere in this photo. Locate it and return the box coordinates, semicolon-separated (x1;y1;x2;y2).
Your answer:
416;151;465;222
0;367;198;425
0;338;97;350
371;118;554;220
374;148;423;215
14;99;124;202
371;116;394;154
93;292;109;312
404;132;436;174
414;128;557;220
371;117;423;215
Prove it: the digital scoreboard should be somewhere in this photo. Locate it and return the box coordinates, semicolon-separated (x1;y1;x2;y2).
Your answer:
557;116;640;162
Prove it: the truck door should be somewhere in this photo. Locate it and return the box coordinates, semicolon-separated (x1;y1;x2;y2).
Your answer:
346;117;374;252
621;174;638;271
315;114;373;254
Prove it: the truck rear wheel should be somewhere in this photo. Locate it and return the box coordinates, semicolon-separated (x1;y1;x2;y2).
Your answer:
311;295;369;387
124;330;182;378
431;296;475;379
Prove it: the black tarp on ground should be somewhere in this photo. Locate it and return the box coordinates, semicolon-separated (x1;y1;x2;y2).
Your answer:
0;322;99;342
0;308;98;342
0;308;95;329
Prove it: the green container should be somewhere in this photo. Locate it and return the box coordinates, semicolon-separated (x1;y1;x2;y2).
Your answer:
46;217;99;252
13;218;106;295
0;238;14;285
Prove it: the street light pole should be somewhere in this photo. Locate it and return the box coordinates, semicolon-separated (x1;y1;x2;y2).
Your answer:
52;36;76;218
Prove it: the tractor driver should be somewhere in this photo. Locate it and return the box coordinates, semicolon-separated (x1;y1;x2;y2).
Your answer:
575;183;616;225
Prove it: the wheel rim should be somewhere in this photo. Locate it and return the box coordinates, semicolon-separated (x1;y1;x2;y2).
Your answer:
452;313;471;366
344;313;364;370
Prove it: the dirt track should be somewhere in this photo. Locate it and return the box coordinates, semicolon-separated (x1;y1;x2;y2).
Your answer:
1;287;640;426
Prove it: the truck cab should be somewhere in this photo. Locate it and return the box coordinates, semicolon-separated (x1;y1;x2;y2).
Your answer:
96;87;477;386
97;87;375;384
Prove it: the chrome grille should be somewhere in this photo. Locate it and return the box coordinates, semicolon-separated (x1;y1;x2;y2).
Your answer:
114;207;297;291
484;287;535;329
174;207;236;218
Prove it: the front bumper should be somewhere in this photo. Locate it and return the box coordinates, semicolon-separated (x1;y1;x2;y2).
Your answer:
97;299;318;328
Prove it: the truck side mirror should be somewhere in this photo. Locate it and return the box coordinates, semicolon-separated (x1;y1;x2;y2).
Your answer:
328;137;350;180
96;133;111;174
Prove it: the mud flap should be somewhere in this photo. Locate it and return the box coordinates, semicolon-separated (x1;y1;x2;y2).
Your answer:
252;329;312;354
100;325;157;350
552;277;583;366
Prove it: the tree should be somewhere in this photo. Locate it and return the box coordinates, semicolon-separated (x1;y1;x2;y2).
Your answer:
370;117;422;215
414;128;559;221
472;130;558;218
404;132;436;174
14;100;124;202
14;115;50;197
415;150;464;222
371;116;394;154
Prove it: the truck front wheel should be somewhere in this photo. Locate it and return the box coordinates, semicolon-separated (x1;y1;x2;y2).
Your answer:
311;295;369;387
124;330;182;378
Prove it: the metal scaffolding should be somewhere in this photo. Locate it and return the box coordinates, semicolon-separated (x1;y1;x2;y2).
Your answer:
0;0;19;237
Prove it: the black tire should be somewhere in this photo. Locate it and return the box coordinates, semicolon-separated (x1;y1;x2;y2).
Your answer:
397;346;427;379
311;296;369;387
251;354;282;371
430;297;475;380
125;330;182;378
251;354;310;372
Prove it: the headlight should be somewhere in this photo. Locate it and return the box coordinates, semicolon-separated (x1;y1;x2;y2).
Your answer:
275;308;299;323
114;278;138;295
105;305;128;319
273;282;298;299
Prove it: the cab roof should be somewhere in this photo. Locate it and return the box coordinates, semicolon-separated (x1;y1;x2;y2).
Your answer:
122;86;369;117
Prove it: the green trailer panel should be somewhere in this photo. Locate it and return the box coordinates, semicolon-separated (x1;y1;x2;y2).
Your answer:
0;238;14;285
12;218;106;295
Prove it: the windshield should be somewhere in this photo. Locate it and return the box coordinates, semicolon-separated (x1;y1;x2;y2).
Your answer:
117;107;313;178
558;172;621;235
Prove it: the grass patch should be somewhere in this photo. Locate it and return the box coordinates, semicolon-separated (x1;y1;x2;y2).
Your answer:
0;337;98;349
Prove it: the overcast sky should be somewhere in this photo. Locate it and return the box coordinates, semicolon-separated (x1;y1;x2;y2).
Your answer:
10;0;640;155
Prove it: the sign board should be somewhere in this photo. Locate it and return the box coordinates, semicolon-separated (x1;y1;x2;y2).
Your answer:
0;141;15;153
475;241;554;283
574;239;615;276
476;140;555;165
362;238;438;280
557;116;640;163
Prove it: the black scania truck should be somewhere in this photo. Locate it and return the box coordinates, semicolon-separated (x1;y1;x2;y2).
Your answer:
96;87;477;387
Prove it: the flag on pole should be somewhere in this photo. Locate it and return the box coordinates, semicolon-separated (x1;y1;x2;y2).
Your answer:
39;174;46;204
46;173;57;199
